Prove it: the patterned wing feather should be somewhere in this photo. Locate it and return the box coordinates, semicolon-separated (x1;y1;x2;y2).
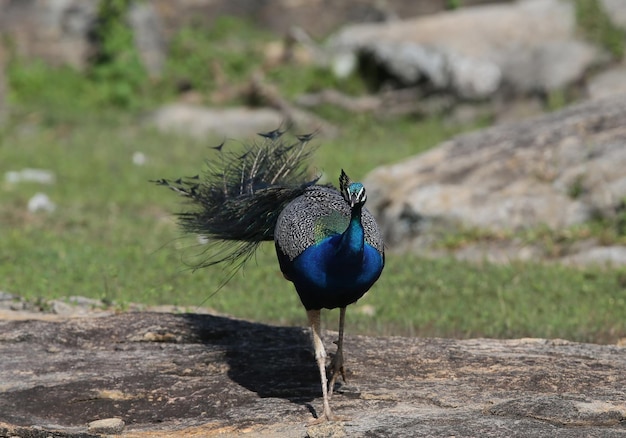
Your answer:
275;186;384;261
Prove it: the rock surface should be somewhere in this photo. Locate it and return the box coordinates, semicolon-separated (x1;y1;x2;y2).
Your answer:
0;306;625;437
365;96;626;252
150;0;506;41
87;417;126;434
561;245;626;267
587;65;626;100
328;0;603;97
147;101;338;139
0;0;508;73
128;1;166;78
0;0;99;70
147;104;285;139
601;0;626;29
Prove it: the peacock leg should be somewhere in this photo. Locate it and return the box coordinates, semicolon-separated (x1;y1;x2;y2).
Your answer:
328;306;347;397
306;309;334;421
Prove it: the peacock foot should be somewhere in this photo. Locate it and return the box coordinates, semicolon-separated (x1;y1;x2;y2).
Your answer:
308;412;350;424
328;346;346;397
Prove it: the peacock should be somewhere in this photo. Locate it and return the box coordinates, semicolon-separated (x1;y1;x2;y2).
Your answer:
153;129;385;421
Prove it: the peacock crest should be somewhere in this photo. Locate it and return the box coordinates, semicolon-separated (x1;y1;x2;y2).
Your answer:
339;169;351;202
339;169;366;208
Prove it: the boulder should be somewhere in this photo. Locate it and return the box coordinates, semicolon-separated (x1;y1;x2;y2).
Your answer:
0;0;510;73
328;0;603;98
128;1;166;78
0;307;624;437
147;103;338;139
0;0;99;70
561;246;626;267
364;96;626;248
148;104;285;139
587;65;626;100
600;0;626;29
0;0;164;75
150;0;512;40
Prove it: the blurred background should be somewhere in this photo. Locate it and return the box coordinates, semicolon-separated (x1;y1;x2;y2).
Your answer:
1;0;625;343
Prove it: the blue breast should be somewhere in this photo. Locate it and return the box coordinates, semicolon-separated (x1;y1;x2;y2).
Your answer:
287;235;384;310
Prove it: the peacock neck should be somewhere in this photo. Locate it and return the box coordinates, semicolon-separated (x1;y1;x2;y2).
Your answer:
336;205;364;263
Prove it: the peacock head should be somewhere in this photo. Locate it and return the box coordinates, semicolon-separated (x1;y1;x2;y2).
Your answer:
340;169;367;208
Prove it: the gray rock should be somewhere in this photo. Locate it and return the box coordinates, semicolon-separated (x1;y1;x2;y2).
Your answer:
0;0;162;76
360;41;503;99
49;297;112;318
0;0;99;70
601;0;626;29
0;0;510;73
147;0;513;40
66;296;105;308
5;168;56;185
148;104;284;139
448;50;502;98
50;300;75;316
587;65;626;100
149;103;337;139
501;39;599;92
454;240;544;264
365;96;626;247
328;0;604;97
0;293;21;313
87;417;125;434
0;0;165;75
0;311;624;437
562;246;626;267
128;2;166;78
9;301;26;312
0;291;15;302
27;193;56;213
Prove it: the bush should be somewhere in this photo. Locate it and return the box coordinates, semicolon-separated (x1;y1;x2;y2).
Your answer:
89;0;148;108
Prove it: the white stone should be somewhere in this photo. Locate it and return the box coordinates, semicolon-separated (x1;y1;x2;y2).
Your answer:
132;151;147;166
5;168;56;184
87;417;125;434
27;193;56;213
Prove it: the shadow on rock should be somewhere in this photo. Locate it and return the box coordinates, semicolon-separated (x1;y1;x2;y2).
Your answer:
182;313;319;407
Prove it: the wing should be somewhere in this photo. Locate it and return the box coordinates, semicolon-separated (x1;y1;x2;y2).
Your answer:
275;186;384;261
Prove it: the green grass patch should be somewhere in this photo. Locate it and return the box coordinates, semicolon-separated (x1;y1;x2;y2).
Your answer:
1;11;625;344
574;0;625;59
1;107;625;344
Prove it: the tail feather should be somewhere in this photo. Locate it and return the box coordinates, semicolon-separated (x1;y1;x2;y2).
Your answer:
154;130;319;269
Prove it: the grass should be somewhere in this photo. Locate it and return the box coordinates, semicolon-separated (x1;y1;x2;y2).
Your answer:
1;104;625;345
574;0;625;60
0;105;459;302
1;10;625;345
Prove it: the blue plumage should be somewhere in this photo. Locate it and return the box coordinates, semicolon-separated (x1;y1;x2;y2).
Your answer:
275;182;384;311
154;130;384;421
287;241;384;310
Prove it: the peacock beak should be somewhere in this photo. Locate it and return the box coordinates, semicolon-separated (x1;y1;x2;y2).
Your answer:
350;193;358;208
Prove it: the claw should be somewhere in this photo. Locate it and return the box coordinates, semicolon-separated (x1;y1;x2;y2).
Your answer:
308;412;349;424
328;343;346;397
